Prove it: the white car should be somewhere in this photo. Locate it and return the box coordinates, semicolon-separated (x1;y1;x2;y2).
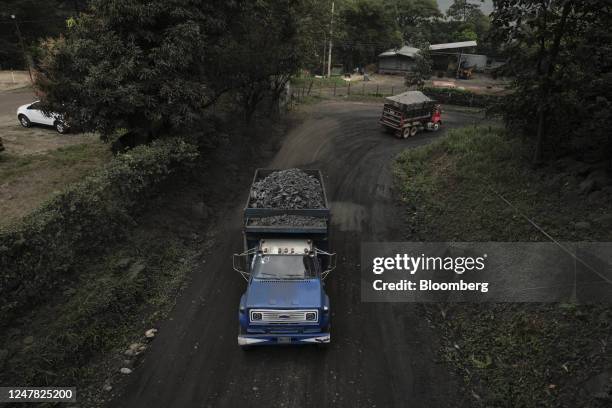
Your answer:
17;101;69;134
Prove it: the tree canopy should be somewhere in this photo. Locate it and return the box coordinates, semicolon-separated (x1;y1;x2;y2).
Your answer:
0;0;86;69
490;0;612;162
35;0;326;137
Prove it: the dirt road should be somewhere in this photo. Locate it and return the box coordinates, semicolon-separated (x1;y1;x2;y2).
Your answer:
111;101;485;408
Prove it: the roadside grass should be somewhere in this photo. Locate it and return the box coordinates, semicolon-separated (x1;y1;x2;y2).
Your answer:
291;75;347;88
0;142;111;227
0;112;288;407
395;126;612;407
0;226;195;405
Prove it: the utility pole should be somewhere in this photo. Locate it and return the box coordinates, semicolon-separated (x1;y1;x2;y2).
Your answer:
327;1;334;78
322;34;327;75
11;15;33;83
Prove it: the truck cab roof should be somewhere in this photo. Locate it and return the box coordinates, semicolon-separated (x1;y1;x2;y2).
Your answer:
252;252;319;280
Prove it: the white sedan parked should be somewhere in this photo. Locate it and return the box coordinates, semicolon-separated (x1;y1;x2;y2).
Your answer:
17;101;69;134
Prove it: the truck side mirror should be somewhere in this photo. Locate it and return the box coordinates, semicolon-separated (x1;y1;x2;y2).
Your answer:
232;253;251;281
315;250;336;280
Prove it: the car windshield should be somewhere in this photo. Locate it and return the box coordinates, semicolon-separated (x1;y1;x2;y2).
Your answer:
252;254;318;280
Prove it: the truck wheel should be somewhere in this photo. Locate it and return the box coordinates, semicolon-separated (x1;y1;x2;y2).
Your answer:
432;122;440;131
410;126;418;137
402;127;411;139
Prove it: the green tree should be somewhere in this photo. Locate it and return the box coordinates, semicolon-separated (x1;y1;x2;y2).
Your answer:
405;40;432;89
490;0;612;163
225;1;314;122
0;0;84;69
336;0;403;69
447;0;485;21
384;0;442;43
36;0;245;140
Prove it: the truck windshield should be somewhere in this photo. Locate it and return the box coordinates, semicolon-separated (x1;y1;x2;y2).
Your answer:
252;254;318;280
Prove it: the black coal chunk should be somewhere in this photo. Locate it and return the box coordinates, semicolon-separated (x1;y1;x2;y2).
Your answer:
250;168;324;209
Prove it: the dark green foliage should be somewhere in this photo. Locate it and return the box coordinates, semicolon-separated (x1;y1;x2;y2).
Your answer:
447;0;485;21
395;127;612;407
423;86;501;108
0;0;85;69
405;41;433;89
0;138;198;326
336;0;403;69
35;0;328;131
490;0;612;163
384;0;442;45
222;1;314;121
36;0;237;138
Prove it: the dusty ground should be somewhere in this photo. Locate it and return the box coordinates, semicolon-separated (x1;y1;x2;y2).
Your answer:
0;88;108;227
0;70;31;92
298;73;509;98
109;100;488;408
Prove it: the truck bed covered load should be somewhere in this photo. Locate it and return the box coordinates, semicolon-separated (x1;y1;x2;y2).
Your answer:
244;168;330;236
379;90;441;138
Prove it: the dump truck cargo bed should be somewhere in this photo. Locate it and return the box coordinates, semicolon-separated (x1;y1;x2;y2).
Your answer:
243;168;330;235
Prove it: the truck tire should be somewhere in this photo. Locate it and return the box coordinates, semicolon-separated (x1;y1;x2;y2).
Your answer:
402;127;411;139
410;126;418;137
432;122;440;131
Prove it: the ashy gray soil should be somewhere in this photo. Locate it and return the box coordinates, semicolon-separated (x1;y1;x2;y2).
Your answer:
110;100;486;408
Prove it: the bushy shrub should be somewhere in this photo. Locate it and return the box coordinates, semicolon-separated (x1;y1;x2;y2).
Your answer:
423;86;501;108
0;138;198;325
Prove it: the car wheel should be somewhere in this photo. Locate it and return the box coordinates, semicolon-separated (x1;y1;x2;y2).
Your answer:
18;115;31;128
55;121;68;134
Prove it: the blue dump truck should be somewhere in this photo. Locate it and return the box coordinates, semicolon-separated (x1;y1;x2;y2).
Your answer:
233;169;336;348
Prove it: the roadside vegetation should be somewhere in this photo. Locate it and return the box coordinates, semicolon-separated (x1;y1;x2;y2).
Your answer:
1;0;610;405
0;141;110;226
392;2;612;405
395;127;612;407
0;117;288;405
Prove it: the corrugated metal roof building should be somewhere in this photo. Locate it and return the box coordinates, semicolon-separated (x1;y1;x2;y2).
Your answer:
378;41;477;74
378;46;420;74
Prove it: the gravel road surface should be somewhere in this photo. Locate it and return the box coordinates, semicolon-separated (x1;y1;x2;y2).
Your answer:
111;100;487;408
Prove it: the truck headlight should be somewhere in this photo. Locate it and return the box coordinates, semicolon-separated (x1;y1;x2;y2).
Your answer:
251;312;262;321
305;312;317;321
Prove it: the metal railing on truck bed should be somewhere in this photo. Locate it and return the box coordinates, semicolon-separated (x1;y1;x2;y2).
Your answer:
243;169;330;236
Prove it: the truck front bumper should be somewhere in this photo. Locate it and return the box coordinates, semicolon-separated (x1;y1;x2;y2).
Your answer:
238;331;330;346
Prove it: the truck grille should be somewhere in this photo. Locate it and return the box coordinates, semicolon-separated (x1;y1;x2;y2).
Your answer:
250;309;318;324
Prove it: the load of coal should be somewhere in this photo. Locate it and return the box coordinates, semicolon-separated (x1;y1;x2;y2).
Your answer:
249;215;326;227
249;168;324;209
